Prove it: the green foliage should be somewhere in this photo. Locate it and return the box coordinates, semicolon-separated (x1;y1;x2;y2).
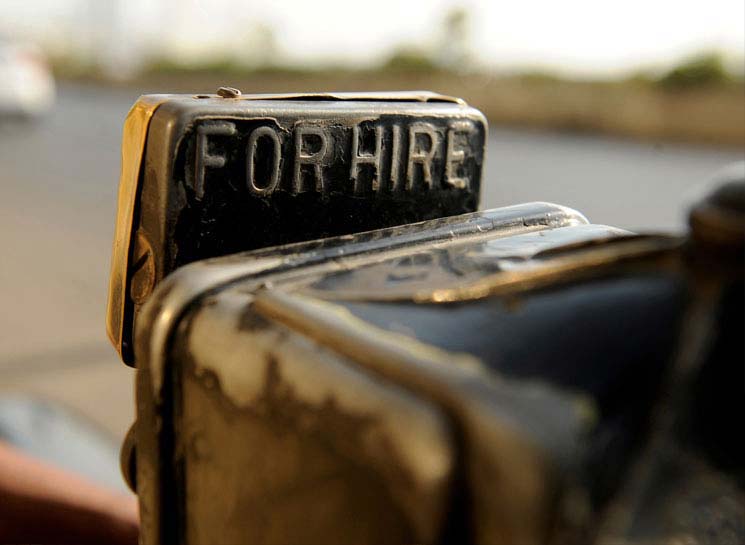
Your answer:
658;52;731;89
381;48;439;73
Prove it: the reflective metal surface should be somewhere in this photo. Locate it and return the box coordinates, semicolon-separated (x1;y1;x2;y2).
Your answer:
125;183;744;544
131;202;656;544
106;94;172;361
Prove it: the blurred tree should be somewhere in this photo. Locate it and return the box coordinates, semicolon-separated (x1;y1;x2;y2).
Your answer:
436;6;472;71
382;47;438;73
233;22;279;70
382;6;472;74
658;52;730;89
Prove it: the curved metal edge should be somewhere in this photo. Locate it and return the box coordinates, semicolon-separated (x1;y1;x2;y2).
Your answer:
199;90;466;104
134;201;590;400
131;201;589;544
250;288;593;544
105;94;176;361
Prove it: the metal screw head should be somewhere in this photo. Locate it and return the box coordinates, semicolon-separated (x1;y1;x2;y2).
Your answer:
216;86;242;98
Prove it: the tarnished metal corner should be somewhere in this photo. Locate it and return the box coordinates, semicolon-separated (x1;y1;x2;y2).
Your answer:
106;94;173;362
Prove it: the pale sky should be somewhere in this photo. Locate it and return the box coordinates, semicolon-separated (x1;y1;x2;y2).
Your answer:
218;0;745;74
1;0;743;76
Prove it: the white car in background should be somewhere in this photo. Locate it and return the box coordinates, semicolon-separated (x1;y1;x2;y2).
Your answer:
0;38;56;118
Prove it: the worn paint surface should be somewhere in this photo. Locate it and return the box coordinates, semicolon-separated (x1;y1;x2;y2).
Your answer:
174;291;455;545
130;187;745;544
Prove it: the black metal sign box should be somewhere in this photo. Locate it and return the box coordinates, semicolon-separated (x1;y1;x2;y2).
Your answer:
107;91;487;362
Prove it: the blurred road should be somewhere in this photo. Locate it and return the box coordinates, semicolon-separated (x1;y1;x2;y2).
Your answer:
1;83;742;443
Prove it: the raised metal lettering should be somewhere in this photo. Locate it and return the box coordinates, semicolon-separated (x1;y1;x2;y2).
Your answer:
194;121;236;200
246;126;281;196
390;125;402;191
293;126;329;193
445;121;473;190
407;123;438;190
350;125;383;193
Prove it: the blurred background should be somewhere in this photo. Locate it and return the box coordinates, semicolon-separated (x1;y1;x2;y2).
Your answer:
0;0;743;489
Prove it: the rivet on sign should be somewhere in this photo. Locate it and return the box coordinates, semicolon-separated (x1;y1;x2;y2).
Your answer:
217;87;242;98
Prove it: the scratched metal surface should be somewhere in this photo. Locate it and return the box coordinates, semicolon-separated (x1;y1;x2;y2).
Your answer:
132;202;668;544
126;176;745;544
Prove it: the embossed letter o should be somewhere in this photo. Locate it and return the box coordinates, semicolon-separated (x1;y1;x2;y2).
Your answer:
246;126;281;196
